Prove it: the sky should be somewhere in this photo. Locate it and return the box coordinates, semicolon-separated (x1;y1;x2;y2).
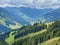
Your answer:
0;0;60;9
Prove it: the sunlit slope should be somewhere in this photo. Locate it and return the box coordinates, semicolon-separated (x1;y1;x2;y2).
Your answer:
0;16;21;33
5;23;47;45
11;21;60;45
17;29;47;40
5;31;17;45
11;29;47;45
39;37;60;45
0;20;60;45
5;29;47;45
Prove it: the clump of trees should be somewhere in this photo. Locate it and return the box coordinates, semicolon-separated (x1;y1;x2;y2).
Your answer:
14;23;47;39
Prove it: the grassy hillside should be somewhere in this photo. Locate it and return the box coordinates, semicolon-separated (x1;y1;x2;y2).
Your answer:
39;37;60;45
10;20;60;45
0;16;21;30
0;20;60;45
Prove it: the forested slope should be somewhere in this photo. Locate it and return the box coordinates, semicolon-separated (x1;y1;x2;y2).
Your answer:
0;20;60;45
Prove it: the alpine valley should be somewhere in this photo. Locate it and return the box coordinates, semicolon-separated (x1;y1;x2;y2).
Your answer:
0;7;60;45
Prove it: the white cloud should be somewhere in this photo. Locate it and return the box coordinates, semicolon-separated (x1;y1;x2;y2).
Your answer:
0;4;16;7
0;0;60;9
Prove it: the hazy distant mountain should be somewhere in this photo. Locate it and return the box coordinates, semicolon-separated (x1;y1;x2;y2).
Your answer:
20;7;52;19
0;7;60;33
39;8;60;22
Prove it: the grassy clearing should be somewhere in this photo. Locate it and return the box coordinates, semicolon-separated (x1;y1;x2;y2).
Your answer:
39;37;60;45
0;17;21;29
5;31;16;45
